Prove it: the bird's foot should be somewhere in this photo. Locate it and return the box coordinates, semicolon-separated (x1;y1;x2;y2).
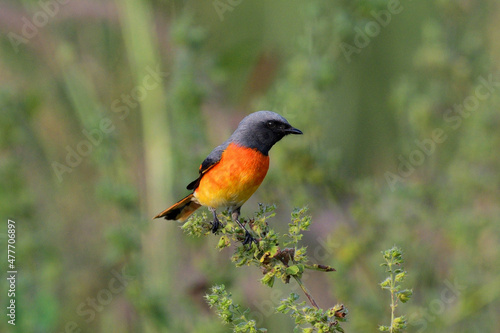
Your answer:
231;208;257;245
242;230;257;245
210;213;224;234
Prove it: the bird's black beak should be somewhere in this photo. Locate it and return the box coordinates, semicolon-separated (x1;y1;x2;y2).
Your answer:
285;126;303;135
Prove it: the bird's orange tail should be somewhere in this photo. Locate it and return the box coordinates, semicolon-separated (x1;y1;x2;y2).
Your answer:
153;193;201;221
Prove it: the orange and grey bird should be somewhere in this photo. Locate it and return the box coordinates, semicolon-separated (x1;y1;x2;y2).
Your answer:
153;111;302;244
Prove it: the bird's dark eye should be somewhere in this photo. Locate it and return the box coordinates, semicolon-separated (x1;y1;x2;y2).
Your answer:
267;121;276;129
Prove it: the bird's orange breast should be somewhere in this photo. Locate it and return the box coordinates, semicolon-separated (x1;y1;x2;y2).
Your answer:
193;143;270;208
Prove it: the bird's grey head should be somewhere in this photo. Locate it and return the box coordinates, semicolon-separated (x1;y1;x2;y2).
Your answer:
230;111;303;155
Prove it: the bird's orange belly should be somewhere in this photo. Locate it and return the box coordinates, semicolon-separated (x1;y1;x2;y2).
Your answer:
193;143;270;209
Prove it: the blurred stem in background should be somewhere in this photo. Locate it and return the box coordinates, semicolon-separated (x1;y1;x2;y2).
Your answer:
116;0;175;331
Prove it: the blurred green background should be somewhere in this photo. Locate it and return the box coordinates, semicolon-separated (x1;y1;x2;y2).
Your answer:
1;0;499;332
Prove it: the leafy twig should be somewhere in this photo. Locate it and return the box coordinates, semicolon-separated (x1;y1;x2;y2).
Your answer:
185;204;346;332
276;293;347;333
379;246;413;333
205;285;267;333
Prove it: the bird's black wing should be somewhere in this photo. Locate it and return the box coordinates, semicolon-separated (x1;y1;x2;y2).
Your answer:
186;141;229;191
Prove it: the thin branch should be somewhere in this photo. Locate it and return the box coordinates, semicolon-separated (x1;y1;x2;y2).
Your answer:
293;275;319;309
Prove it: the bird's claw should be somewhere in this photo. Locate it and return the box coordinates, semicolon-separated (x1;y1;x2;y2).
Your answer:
242;230;257;246
211;217;224;234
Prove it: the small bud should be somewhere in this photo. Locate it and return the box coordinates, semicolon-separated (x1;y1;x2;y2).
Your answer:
395;272;406;282
380;277;391;288
276;303;288;313
397;289;413;303
290;293;300;302
393;315;408;329
261;273;275;287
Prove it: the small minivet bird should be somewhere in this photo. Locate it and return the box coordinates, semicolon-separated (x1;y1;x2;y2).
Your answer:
154;111;302;244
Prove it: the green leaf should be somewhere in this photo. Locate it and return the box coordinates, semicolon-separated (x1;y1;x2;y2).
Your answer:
305;263;336;272
269;245;280;257
286;265;301;275
217;235;231;249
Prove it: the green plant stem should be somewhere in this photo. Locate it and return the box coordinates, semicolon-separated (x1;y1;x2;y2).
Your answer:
390;288;395;333
388;262;396;333
293;275;319;309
